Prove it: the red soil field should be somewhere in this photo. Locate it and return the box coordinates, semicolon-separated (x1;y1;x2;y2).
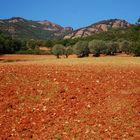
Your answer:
0;55;140;139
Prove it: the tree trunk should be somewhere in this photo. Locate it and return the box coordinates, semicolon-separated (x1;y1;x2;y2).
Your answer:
56;54;59;58
65;54;68;58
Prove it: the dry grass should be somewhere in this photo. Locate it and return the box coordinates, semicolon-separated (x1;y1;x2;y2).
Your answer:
0;54;140;66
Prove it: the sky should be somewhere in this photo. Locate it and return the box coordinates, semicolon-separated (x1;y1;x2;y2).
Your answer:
0;0;139;29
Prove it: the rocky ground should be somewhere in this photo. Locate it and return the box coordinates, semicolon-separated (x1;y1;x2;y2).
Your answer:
0;55;140;140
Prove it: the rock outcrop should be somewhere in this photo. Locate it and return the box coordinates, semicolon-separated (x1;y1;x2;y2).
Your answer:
37;20;63;31
64;19;131;39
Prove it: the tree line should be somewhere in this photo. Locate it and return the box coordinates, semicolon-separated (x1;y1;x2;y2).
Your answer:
0;21;140;57
51;40;140;58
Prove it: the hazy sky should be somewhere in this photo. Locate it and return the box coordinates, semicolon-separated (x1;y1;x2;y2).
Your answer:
0;0;139;29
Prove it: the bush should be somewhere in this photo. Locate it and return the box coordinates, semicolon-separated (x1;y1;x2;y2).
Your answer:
73;41;89;57
52;44;64;58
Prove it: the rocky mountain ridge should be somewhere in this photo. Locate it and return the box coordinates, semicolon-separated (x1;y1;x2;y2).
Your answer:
0;17;131;40
0;17;73;40
64;19;131;39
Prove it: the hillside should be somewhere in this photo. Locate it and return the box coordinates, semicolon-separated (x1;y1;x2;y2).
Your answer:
0;18;133;40
64;19;131;39
0;17;73;40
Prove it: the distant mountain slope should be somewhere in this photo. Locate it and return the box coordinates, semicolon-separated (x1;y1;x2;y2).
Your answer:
0;17;73;40
0;17;132;40
64;19;131;39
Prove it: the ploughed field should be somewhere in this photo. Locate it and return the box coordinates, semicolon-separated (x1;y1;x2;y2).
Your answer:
0;55;140;140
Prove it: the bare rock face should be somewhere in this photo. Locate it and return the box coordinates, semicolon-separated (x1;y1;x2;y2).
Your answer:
38;20;63;31
64;19;131;39
8;27;16;34
0;20;4;23
38;21;73;32
7;17;25;23
100;24;108;31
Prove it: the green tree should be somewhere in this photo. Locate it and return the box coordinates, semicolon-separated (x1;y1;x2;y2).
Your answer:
73;41;89;57
132;42;140;56
45;40;54;48
0;31;27;54
52;44;64;58
64;46;73;58
119;40;132;54
105;42;118;55
88;40;106;57
27;40;36;50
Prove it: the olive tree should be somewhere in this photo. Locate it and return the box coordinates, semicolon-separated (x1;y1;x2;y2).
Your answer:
64;46;73;58
88;40;106;57
106;42;118;55
52;44;64;58
73;41;89;57
119;40;132;54
132;42;140;56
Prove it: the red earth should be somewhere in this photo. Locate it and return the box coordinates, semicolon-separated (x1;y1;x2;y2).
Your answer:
0;57;140;139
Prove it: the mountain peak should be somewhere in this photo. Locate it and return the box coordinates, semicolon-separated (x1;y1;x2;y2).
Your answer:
6;17;26;23
10;17;25;20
